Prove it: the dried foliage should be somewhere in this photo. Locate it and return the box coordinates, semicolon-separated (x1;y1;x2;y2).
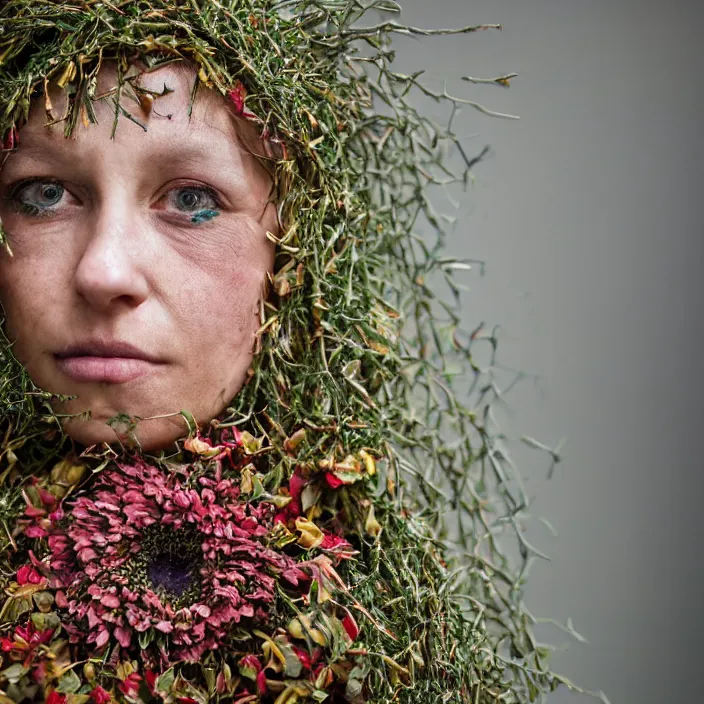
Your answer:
0;1;607;703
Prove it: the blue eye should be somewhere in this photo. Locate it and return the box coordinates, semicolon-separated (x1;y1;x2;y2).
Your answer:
173;187;219;213
8;179;64;215
2;180;223;221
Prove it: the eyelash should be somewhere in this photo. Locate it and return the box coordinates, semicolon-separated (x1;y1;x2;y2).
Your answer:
3;178;224;221
4;178;61;219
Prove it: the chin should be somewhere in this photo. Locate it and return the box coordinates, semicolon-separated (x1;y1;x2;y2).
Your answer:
45;373;245;452
61;410;192;453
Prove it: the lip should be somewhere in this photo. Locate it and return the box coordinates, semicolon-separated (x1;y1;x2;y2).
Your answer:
55;341;164;384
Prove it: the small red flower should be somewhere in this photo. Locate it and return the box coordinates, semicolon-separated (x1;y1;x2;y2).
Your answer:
274;469;305;523
292;645;313;670
144;669;158;694
2;125;18;150
16;564;44;585
228;81;246;113
1;620;54;668
90;686;112;704
288;470;306;503
227;80;257;120
118;672;142;697
238;653;262;680
324;472;346;490
256;668;267;695
21;481;64;538
183;429;242;462
342;613;359;641
46;692;67;704
319;532;358;564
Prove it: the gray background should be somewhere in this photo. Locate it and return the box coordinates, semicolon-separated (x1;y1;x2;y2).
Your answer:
392;1;704;703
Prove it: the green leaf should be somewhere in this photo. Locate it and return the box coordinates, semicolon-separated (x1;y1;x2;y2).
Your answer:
0;595;32;623
56;669;81;694
179;409;197;434
278;640;303;678
345;665;367;699
301;483;321;513
138;628;154;649
30;610;60;632
156;667;175;693
0;663;27;685
251;473;265;499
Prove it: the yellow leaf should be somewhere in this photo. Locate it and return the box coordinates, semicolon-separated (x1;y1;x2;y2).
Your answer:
295;517;323;549
240;431;262;454
274;687;299;704
66;695;91;704
240;466;254;494
253;629;287;669
116;660;137;680
305;504;322;521
275;277;291;296
314;665;334;690
287;615;327;646
283;428;307;454
184;436;220;457
359;450;377;476
335;455;361;473
302;108;319;130
13;583;46;599
56;61;76;88
270;493;293;508
365;505;382;538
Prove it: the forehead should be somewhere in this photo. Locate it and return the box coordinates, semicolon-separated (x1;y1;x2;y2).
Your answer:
18;61;246;155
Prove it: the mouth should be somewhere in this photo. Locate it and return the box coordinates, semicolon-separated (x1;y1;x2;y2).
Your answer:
54;341;164;384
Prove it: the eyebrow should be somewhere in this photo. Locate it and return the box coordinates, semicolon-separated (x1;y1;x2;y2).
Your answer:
2;124;247;175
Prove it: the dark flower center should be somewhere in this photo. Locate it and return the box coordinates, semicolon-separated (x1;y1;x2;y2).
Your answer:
126;523;204;608
147;552;194;596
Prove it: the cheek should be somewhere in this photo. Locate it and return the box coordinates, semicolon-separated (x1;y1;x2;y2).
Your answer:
206;265;265;333
171;234;272;351
181;219;273;305
0;271;59;379
0;263;51;339
0;227;74;307
172;265;265;405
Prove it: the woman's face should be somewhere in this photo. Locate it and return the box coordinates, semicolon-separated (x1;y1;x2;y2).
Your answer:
0;62;277;451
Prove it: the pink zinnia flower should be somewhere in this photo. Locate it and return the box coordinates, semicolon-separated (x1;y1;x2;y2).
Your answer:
47;460;307;664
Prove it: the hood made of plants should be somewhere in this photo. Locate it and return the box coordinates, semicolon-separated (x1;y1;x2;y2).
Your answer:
0;2;600;703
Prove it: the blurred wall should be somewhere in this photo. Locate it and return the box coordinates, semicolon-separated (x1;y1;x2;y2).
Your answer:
392;2;704;702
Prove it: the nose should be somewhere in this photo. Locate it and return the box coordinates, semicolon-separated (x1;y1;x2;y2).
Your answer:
73;202;151;310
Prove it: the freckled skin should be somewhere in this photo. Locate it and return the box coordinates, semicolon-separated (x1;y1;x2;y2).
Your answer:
0;62;278;451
